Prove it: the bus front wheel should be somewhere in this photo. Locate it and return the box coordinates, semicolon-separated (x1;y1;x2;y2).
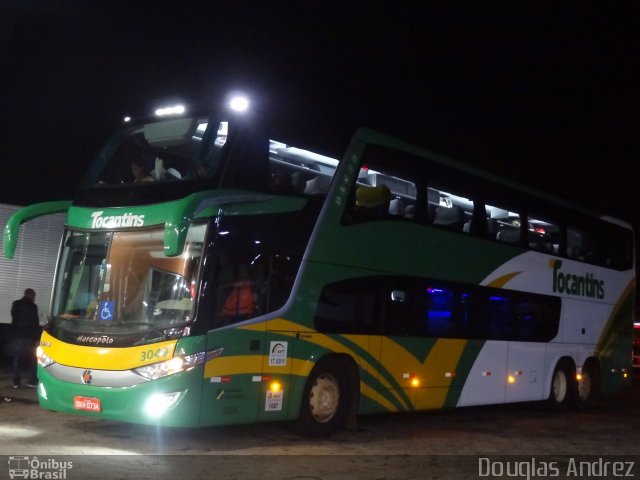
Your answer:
547;360;576;411
291;358;351;437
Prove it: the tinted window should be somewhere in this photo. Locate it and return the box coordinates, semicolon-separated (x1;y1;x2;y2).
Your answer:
314;276;560;342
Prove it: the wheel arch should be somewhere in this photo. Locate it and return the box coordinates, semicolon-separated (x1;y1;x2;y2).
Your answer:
313;353;361;429
544;353;577;395
289;352;361;435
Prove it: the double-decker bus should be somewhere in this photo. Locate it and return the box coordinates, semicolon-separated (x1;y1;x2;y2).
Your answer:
4;97;634;436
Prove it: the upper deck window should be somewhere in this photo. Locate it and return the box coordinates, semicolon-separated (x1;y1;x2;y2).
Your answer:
76;114;341;207
88;118;228;187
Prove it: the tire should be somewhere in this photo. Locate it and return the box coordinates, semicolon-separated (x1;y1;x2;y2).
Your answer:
576;361;600;409
290;358;351;437
547;360;576;411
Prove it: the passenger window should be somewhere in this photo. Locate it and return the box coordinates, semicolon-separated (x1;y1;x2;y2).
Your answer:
487;203;523;245
428;188;474;234
566;226;594;262
527;216;559;254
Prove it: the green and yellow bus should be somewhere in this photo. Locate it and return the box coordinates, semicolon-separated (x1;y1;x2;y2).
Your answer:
4;98;634;436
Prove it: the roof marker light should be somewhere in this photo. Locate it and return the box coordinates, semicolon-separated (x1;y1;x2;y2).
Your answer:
155;105;186;117
229;96;249;112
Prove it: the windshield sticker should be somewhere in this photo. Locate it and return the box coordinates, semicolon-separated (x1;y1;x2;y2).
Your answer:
91;211;145;228
99;301;115;321
269;341;288;366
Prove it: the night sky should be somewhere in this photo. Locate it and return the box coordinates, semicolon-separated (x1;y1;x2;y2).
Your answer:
1;3;639;226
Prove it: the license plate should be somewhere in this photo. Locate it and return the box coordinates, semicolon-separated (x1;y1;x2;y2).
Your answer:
73;395;101;412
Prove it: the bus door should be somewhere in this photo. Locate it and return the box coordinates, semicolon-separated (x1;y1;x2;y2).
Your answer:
200;324;265;425
200;270;266;425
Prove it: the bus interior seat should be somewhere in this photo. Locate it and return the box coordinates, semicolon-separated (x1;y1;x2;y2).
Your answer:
353;184;392;221
464;217;497;237
426;203;437;223
433;205;465;231
487;218;498;236
304;175;332;195
567;230;588;260
290;171;306;193
496;228;521;244
404;204;416;219
389;198;405;216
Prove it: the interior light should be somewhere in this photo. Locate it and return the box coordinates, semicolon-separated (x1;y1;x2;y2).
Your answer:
576;373;583;381
507;375;516;384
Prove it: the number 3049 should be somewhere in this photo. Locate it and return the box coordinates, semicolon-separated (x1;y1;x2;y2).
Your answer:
140;347;169;361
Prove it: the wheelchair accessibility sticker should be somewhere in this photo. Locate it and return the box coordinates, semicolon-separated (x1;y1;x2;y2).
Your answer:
99;301;115;321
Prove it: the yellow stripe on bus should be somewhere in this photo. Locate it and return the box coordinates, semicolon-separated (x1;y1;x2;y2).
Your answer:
415;339;467;409
486;271;522;288
40;331;177;370
203;355;264;378
243;318;470;411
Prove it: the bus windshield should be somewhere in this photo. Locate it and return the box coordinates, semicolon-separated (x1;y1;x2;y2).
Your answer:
50;224;205;337
86;117;228;187
76;112;343;207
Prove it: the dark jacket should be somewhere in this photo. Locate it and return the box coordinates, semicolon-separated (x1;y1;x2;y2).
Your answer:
10;296;41;340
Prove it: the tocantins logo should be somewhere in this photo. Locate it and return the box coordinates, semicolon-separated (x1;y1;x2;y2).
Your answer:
550;259;605;299
91;211;145;228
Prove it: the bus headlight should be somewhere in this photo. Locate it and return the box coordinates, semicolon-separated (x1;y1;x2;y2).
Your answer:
134;357;188;380
133;348;223;380
36;346;55;368
144;392;182;417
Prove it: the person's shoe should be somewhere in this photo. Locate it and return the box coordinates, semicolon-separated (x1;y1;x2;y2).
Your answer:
26;382;38;388
12;384;19;389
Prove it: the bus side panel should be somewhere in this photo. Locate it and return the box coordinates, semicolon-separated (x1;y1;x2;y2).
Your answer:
200;327;264;426
505;342;546;402
457;341;508;406
597;283;635;395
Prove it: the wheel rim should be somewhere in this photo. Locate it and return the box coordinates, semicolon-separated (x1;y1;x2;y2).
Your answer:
309;373;340;423
552;369;567;402
578;370;592;402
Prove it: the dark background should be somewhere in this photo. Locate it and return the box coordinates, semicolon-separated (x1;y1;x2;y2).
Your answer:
1;2;638;225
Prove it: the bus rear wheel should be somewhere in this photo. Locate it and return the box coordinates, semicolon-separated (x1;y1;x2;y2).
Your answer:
547;360;576;411
290;358;351;437
576;361;600;409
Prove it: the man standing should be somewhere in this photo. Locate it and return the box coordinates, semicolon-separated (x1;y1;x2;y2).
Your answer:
10;288;41;388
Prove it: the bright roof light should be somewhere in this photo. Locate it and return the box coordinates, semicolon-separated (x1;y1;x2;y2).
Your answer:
229;96;249;112
155;105;186;117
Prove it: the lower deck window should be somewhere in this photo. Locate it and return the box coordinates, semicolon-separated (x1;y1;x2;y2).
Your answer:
315;276;560;342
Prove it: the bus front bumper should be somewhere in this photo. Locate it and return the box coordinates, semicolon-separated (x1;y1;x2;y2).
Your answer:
36;365;204;427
